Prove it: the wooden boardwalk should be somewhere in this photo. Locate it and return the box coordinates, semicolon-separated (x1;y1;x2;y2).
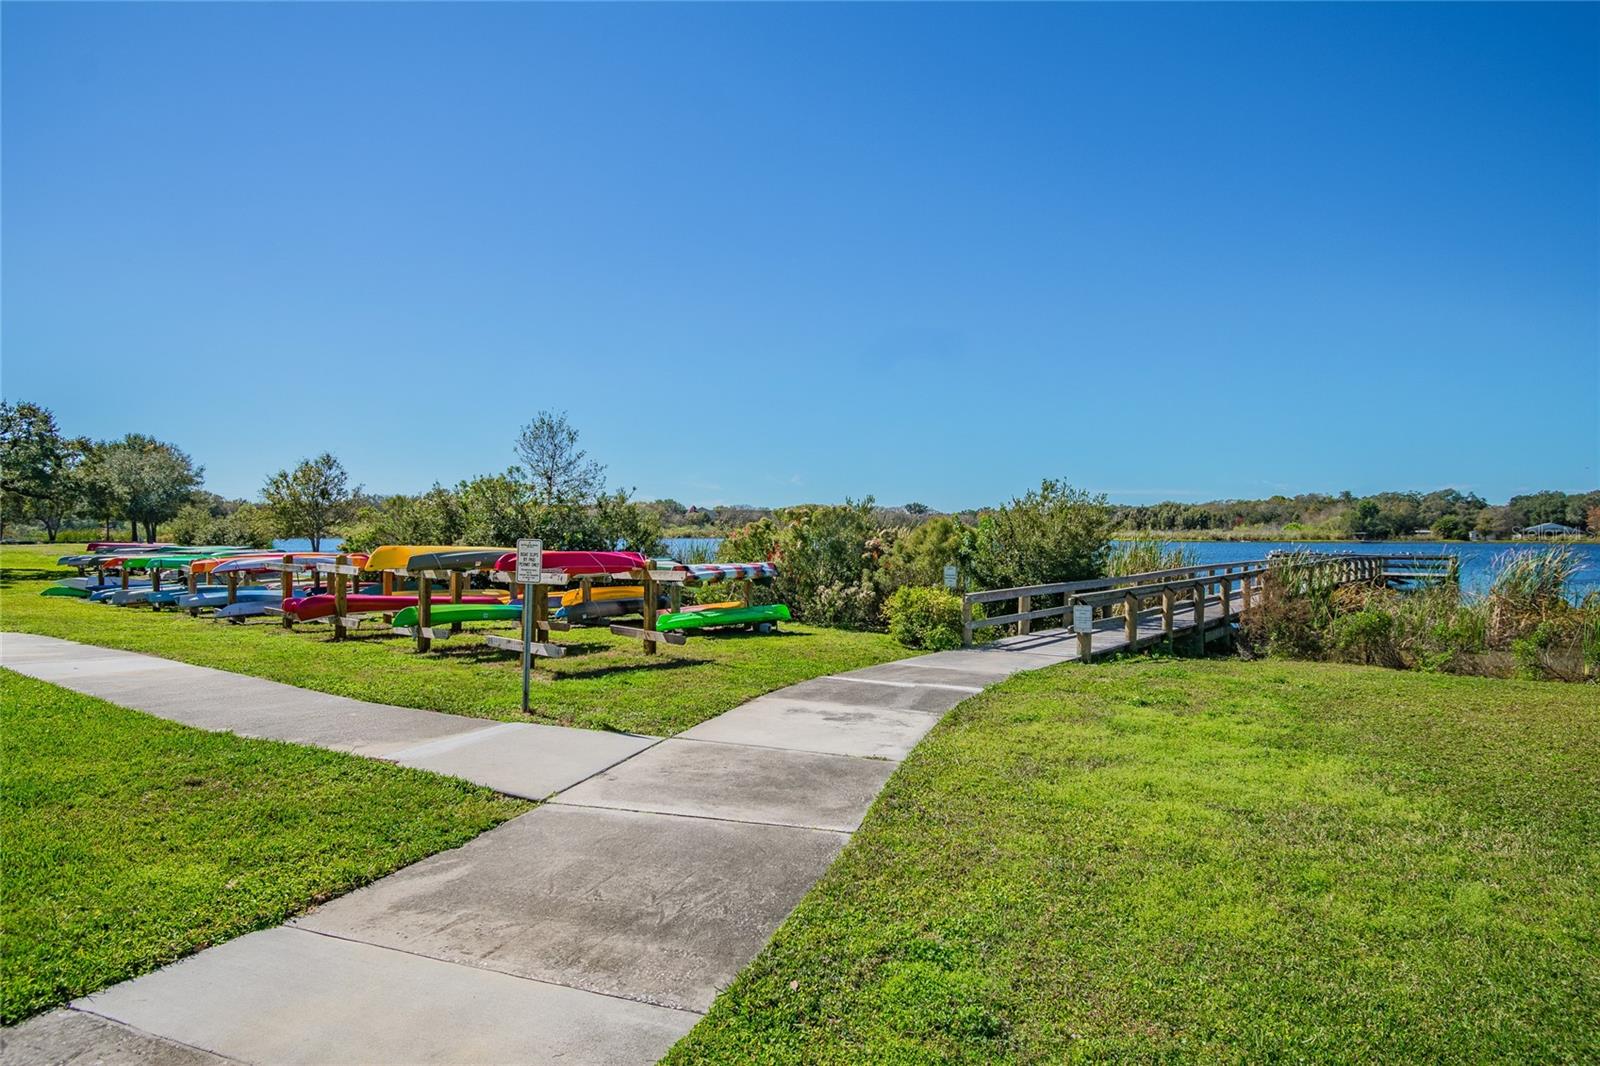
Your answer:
964;553;1454;662
985;587;1252;661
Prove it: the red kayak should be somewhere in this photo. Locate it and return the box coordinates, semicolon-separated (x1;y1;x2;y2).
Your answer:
491;550;646;576
285;593;502;622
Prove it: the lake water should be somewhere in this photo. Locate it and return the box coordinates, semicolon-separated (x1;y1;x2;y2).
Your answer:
272;537;344;553
663;536;1600;600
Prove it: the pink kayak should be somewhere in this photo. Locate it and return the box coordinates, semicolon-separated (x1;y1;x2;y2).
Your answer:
285;593;502;622
491;550;647;576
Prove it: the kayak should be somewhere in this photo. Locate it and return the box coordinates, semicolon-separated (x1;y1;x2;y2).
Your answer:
364;545;508;573
285;593;503;623
175;587;288;609
207;552;367;575
491;550;647;577
403;549;512;572
89;583;153;602
390;603;525;627
40;586;90;598
654;604;792;632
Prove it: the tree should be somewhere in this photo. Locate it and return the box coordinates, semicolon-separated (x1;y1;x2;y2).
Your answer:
261;453;356;551
903;502;931;516
1345;499;1386;539
1474;505;1516;540
515;411;605;505
1431;514;1467;541
93;434;203;541
0;400;74;537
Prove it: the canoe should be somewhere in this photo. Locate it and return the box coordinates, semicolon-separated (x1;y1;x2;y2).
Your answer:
403;549;512;572
654;604;792;632
390;603;525;627
285;593;503;623
491;550;648;576
364;545;507;573
40;586;89;598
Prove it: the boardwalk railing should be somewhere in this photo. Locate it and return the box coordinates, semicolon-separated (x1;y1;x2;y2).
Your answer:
961;552;1457;659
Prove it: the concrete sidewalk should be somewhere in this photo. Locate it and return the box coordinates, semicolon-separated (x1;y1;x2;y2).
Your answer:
1;631;1075;1065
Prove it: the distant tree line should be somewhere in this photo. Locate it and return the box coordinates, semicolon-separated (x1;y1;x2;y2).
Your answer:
1111;488;1600;540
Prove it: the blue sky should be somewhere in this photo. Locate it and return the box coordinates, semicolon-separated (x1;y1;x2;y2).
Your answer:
4;2;1596;508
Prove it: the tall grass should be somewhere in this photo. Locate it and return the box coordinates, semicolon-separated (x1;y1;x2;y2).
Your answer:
1104;536;1196;576
1241;545;1596;681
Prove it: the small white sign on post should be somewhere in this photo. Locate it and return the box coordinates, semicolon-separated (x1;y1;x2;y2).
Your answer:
515;539;544;584
1072;604;1094;633
516;539;543;714
943;564;959;590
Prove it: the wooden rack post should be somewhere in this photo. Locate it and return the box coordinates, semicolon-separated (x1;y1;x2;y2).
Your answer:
227;570;239;606
333;555;350;641
450;572;464;634
281;556;295;628
642;570;658;654
187;567;200;616
416;575;432;653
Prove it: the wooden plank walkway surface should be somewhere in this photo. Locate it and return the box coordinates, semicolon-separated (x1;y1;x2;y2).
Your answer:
985;585;1254;661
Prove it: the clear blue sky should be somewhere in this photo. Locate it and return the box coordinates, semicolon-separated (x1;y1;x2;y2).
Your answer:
4;2;1596;509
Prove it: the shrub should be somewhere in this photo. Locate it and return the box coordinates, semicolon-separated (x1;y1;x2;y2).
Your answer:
967;480;1111;590
1329;609;1400;667
886;586;969;650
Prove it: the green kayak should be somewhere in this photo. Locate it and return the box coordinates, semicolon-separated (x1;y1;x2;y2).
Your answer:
390;603;525;627
654;603;791;632
41;586;90;598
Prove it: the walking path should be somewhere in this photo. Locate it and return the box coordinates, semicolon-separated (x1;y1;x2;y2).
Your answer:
1;630;1080;1065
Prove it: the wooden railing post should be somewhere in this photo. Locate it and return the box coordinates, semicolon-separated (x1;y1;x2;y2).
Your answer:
961;595;973;647
1193;580;1206;639
1220;571;1232;616
1162;588;1175;636
1018;594;1032;636
1124;592;1138;645
1076;613;1093;661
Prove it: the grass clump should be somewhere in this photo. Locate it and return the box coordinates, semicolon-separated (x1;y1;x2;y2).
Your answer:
666;658;1600;1063
1242;547;1598;681
0;670;529;1023
0;544;909;735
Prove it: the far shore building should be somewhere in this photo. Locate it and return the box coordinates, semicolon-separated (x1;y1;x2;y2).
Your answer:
1515;522;1580;539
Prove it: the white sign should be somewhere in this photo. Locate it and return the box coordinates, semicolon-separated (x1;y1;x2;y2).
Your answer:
1072;604;1093;632
515;539;544;584
943;564;959;589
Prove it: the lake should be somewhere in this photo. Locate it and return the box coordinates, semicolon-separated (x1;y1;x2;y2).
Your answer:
663;537;1600;600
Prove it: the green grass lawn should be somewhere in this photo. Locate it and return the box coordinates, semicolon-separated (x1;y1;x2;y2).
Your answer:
668;658;1600;1063
0;670;529;1024
1;544;908;735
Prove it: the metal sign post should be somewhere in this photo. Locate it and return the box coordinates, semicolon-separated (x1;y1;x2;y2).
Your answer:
516;539;543;714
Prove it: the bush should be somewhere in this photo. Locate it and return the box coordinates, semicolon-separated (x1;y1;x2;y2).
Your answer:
886;586;970;650
1329;609;1400;667
967;479;1111;590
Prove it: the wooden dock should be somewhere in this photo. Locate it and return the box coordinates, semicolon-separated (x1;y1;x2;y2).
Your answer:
962;553;1456;662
